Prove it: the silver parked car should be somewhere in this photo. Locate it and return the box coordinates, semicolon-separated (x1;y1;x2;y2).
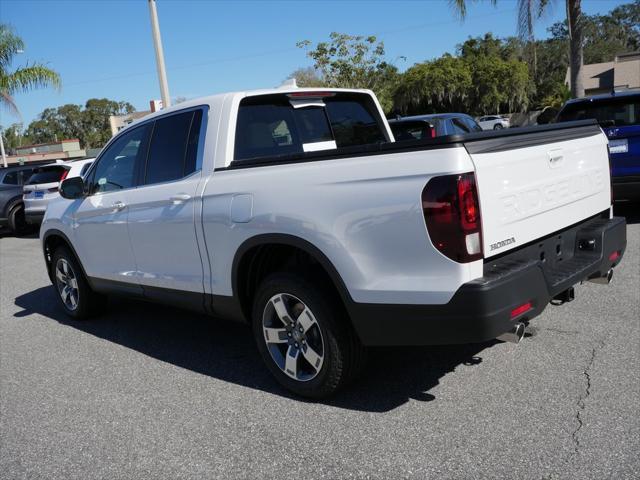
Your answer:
23;158;94;225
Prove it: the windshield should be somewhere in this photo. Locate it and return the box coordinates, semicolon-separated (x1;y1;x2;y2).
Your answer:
558;97;640;126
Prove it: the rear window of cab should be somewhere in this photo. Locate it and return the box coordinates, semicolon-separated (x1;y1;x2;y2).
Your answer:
233;92;388;162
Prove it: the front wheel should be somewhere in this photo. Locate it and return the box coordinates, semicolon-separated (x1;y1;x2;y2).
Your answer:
252;273;365;398
493;123;504;130
52;246;105;320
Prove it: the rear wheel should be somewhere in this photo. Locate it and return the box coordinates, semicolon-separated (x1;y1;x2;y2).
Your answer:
252;272;365;398
493;123;504;130
8;203;28;235
52;246;105;320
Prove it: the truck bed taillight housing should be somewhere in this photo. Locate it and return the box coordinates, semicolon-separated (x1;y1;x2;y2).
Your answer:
422;172;483;263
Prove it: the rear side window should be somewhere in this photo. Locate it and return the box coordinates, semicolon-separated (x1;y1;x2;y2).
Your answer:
144;109;202;185
27;166;68;185
449;118;472;134
2;171;18;185
234;93;387;162
558;97;640;126
462;116;482;132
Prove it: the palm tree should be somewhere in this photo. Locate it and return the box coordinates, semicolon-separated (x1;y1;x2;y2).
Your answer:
0;23;61;116
450;0;584;98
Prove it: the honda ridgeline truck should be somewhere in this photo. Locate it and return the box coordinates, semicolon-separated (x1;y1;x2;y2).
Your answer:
40;85;626;397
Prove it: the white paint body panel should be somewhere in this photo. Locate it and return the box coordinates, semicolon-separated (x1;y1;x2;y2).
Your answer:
202;147;483;305
471;132;611;257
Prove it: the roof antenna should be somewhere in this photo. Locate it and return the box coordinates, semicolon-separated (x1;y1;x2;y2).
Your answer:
278;78;298;89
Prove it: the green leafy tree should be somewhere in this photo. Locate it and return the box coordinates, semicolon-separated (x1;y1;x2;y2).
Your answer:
393;55;472;114
549;0;640;64
296;32;401;112
0;24;60;115
25;98;135;149
394;35;530;116
0;122;27;151
288;67;325;88
450;0;586;98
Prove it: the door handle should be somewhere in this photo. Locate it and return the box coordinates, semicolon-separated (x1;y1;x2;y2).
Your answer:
170;194;191;204
112;201;126;212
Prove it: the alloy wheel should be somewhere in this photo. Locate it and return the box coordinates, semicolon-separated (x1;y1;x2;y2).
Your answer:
55;258;79;311
262;293;325;382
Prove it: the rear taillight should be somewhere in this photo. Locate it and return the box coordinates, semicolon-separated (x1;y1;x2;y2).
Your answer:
422;172;483;263
60;169;69;182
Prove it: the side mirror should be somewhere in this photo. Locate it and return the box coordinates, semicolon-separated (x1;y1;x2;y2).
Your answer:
60;176;86;199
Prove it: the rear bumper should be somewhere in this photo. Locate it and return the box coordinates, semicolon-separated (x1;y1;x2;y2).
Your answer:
613;176;640;202
349;215;626;346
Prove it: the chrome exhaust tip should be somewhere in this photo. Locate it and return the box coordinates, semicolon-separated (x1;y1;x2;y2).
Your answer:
496;322;526;344
588;269;613;285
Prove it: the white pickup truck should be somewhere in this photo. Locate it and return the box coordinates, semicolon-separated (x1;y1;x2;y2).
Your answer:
41;86;626;397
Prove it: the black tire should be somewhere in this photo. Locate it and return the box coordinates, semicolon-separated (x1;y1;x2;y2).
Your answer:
51;246;105;320
8;203;29;235
493;123;504;130
252;272;366;398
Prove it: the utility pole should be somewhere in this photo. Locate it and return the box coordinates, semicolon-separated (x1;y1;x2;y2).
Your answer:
148;0;171;108
0;128;7;168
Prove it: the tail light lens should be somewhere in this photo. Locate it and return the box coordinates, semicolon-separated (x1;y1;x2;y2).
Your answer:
422;172;483;263
59;169;69;182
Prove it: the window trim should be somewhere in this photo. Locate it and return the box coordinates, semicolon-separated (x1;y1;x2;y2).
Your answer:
83;105;208;196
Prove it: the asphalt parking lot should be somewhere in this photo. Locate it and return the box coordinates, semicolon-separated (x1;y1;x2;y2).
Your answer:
1;206;638;479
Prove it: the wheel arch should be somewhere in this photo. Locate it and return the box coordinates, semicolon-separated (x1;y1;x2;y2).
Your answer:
3;195;23;218
232;234;354;324
42;229;89;285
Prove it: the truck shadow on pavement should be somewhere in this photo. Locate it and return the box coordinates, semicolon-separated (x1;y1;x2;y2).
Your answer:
15;286;493;412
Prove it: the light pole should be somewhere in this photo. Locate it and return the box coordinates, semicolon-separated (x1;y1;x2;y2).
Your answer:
148;0;171;108
0;128;7;168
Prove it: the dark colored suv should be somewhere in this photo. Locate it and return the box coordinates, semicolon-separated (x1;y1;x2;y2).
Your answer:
0;165;36;234
557;91;640;202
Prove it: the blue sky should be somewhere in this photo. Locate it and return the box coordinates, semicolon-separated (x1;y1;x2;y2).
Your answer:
1;0;629;126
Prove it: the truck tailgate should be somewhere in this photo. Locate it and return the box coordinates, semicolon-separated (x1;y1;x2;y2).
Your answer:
465;123;610;258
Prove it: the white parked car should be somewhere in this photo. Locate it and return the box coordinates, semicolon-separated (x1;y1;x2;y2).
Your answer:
23;158;94;225
477;115;510;130
40;86;625;398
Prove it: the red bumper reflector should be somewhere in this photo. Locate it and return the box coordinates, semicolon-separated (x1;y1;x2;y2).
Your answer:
511;301;533;319
609;251;620;262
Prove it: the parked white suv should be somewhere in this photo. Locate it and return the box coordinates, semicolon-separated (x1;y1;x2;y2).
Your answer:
40;86;626;398
477;115;510;130
23;158;93;225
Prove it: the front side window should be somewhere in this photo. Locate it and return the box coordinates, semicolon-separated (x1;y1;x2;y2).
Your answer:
144;109;202;185
90;124;151;194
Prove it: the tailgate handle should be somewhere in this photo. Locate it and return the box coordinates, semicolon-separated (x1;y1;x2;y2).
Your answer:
548;149;564;168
